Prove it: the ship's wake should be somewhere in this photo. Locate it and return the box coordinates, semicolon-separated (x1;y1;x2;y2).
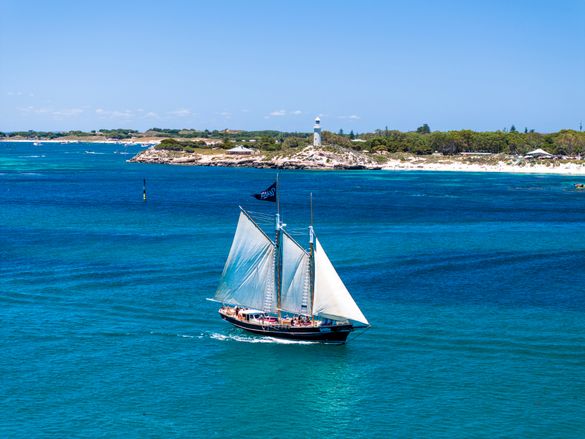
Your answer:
209;332;319;345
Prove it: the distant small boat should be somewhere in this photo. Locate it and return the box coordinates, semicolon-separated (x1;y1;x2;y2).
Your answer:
33;142;42;146
575;183;585;190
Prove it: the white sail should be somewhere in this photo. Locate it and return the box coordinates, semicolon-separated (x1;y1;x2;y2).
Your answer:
312;237;369;325
215;211;276;311
280;232;310;315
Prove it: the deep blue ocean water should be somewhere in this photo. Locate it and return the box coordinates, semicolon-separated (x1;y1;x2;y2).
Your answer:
1;141;585;438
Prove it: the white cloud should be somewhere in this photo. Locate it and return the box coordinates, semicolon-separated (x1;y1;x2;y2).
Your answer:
266;109;302;117
168;108;192;117
96;108;134;119
52;108;84;117
219;111;232;118
18;106;83;118
338;114;360;120
144;111;159;119
7;91;35;97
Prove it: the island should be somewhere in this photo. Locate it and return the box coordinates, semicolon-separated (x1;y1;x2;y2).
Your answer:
3;126;585;174
128;128;585;174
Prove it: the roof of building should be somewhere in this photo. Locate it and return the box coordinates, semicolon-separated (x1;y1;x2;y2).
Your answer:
526;148;553;156
227;145;253;153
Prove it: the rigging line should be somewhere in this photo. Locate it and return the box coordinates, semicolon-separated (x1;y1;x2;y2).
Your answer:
245;209;274;215
283;228;308;234
239;206;275;245
348;325;371;342
245;213;276;221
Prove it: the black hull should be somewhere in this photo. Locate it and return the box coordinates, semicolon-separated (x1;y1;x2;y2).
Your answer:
220;313;352;343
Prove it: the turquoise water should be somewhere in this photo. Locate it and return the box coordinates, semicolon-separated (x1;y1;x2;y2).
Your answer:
1;142;585;438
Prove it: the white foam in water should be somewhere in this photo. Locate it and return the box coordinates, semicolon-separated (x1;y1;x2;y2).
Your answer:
177;334;204;339
209;332;318;345
84;151;105;155
149;330;204;339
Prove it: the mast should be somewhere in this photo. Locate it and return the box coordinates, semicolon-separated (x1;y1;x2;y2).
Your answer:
275;173;283;319
309;193;315;321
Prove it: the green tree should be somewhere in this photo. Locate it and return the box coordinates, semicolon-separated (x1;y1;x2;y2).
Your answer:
510;125;517;133
416;124;431;134
282;137;307;149
221;136;233;149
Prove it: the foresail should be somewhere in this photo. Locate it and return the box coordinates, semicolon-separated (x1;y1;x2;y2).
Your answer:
312;238;369;325
280;231;310;315
215;211;276;311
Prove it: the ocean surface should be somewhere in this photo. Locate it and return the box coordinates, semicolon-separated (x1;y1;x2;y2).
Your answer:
1;141;585;438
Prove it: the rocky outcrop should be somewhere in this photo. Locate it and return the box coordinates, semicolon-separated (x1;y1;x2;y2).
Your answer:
128;147;585;175
129;146;382;170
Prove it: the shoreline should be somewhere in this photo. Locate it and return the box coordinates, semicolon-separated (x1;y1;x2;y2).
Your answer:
0;139;160;145
3;140;585;176
128;146;585;176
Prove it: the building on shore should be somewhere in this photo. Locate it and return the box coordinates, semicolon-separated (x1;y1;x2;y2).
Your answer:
227;145;254;155
525;148;553;159
313;116;321;147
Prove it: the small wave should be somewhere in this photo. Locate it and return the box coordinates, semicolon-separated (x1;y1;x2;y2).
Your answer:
178;333;201;339
209;332;318;345
18;155;46;158
149;330;204;339
85;151;105;155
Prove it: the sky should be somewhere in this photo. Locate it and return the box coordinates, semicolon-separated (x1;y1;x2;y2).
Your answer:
0;0;584;133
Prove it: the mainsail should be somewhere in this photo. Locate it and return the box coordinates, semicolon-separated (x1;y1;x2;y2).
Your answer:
280;231;310;315
312;238;369;325
215;211;276;312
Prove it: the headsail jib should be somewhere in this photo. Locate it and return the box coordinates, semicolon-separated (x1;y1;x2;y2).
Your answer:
215;211;276;312
312;237;369;325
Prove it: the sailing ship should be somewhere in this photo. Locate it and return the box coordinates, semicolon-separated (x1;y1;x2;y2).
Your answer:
212;182;369;343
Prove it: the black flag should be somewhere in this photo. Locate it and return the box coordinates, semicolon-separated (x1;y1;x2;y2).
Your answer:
252;182;277;202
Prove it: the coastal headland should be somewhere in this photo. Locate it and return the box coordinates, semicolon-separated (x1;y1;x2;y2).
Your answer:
4;127;585;175
128;145;585;175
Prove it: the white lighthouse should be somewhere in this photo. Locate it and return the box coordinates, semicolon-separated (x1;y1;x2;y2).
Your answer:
313;116;321;147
